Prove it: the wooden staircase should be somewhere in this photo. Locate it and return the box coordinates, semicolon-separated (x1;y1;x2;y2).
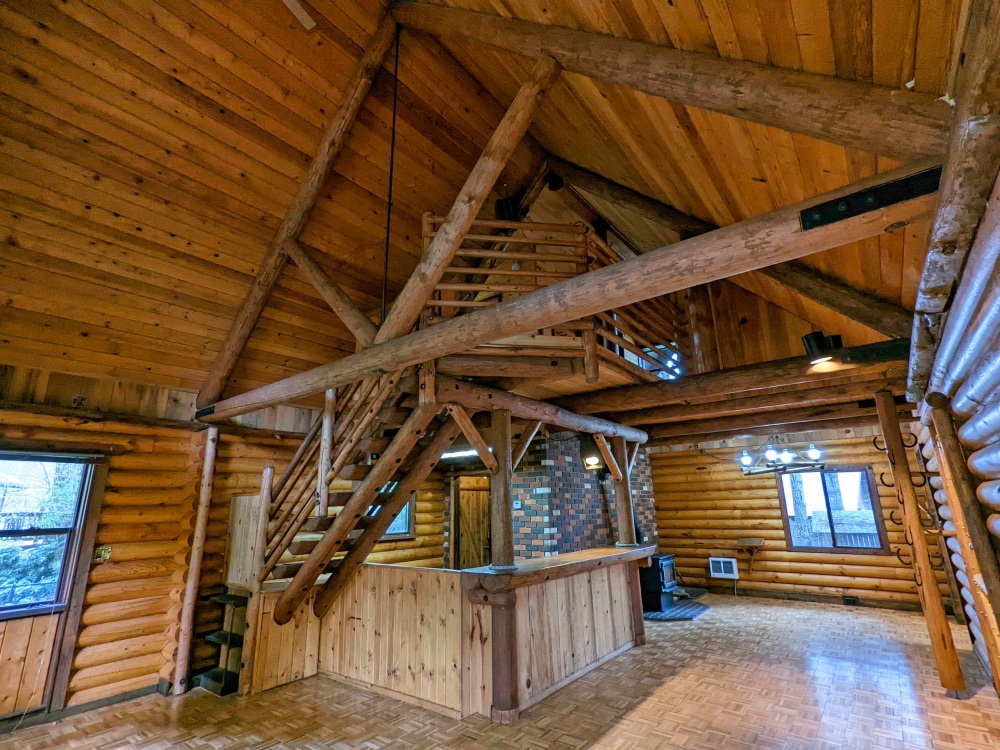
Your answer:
256;369;461;624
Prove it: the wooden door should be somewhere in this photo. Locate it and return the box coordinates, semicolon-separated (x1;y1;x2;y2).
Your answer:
458;476;490;569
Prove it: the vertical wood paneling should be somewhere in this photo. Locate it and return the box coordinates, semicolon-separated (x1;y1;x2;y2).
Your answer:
317;565;464;714
0;614;59;718
514;565;635;709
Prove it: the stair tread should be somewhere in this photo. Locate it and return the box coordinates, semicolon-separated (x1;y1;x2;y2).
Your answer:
195;667;240;696
210;593;249;608
205;630;244;648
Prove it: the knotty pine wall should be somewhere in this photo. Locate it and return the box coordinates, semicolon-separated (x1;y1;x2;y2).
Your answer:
650;432;951;609
0;407;448;713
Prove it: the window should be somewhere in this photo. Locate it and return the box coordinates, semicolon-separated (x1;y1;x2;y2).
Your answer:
0;453;96;618
374;480;414;540
383;500;413;539
776;467;888;553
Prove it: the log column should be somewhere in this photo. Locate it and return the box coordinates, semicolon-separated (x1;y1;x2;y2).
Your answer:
874;391;965;692
174;425;219;695
489;409;515;570
611;436;637;546
928;394;1000;694
317;389;335;516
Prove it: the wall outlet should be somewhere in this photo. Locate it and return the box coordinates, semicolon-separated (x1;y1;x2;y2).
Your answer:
512;500;522;510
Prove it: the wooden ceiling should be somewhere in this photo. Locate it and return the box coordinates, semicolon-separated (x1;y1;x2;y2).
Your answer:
432;0;960;361
0;0;962;404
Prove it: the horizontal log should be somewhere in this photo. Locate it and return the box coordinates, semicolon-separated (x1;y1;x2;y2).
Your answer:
618;378;906;425
435;375;647;443
394;3;950;160
436;354;583;379
563;341;910;415
200;164;935;422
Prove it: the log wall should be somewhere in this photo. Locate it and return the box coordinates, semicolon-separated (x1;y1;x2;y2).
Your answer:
0;408;202;708
651;432;950;608
0;408;448;716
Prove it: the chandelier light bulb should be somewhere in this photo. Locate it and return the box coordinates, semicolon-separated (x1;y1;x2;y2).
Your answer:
739;449;753;467
764;444;778;461
779;449;795;464
806;444;822;461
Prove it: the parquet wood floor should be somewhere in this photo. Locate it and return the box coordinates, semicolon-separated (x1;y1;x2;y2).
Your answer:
4;596;998;749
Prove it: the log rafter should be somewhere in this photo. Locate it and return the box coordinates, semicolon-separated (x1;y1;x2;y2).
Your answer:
196;15;398;408
393;2;952;161
197;162;937;423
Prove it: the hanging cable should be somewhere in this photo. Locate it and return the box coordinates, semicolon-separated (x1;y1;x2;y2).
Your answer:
381;25;401;324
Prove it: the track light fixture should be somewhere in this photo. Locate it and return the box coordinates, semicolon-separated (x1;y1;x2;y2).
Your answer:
802;330;843;364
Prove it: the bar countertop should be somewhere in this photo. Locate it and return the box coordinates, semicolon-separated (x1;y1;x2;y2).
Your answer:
461;544;656;592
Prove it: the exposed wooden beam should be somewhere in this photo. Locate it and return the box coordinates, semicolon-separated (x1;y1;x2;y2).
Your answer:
512;420;542;470
876;391;965;692
436;375;647;443
617;377;907;426
196;16;397;407
173;426;218;694
444;404;499;474
561;342;910;416
646;400;910;441
594;433;622;481
284;240;377;346
198;163;936;423
909;0;1000;399
547;155;714;241
437;354;582;379
394;3;951;161
755;262;912;339
646;409;915;447
374;55;562;344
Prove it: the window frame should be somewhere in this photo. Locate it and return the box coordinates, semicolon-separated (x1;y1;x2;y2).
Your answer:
380;494;416;541
0;451;101;622
775;464;891;556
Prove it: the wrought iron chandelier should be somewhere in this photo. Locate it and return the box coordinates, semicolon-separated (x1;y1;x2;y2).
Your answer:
735;436;824;476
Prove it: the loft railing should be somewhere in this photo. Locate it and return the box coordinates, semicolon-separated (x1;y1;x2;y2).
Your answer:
421;213;685;382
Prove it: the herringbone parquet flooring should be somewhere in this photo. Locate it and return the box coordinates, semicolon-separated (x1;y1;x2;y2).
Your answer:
4;595;998;749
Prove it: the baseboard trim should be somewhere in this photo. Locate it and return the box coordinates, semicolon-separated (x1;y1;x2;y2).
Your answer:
705;585;925;613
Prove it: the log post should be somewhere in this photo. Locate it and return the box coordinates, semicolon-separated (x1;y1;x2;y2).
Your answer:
174;425;219;695
627;560;646;647
611;436;637;546
490;591;519;723
374;55;562;344
582;328;600;384
874;392;965;692
317;389;336;516
489;409;515;570
928;394;1000;694
239;464;273;695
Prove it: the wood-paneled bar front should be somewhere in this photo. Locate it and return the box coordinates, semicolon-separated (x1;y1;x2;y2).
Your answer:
243;546;653;722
